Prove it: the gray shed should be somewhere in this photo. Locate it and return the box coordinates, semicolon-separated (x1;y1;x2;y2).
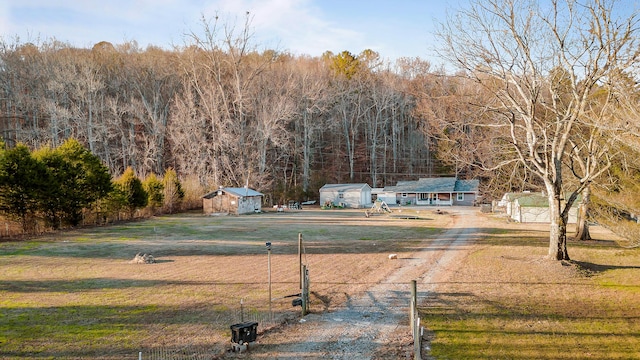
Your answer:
202;187;263;215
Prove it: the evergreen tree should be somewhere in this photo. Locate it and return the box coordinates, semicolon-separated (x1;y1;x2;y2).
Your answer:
143;173;164;214
57;139;112;224
0;144;49;233
34;138;112;228
115;167;148;218
32;145;67;229
162;168;184;214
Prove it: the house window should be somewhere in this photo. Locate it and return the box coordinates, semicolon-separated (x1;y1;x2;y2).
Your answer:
401;193;408;198
338;193;344;199
457;193;464;201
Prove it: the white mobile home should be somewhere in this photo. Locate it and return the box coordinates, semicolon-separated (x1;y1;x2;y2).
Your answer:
319;183;372;208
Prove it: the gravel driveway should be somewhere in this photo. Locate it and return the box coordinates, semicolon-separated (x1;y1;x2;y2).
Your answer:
226;207;481;359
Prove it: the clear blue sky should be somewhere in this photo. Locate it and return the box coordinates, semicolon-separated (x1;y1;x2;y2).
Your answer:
0;0;459;65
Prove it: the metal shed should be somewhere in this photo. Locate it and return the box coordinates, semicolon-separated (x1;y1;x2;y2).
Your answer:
512;193;579;223
319;183;372;208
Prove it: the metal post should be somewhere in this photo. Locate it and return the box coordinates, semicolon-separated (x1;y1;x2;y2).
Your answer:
266;242;272;321
411;279;420;359
410;280;417;333
414;316;421;360
301;264;308;316
298;233;303;290
240;298;244;322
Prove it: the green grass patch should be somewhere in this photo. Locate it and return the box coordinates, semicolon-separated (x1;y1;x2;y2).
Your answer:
420;216;640;360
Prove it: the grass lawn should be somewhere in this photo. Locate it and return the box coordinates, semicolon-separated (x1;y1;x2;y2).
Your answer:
1;208;638;359
421;214;640;360
0;208;448;359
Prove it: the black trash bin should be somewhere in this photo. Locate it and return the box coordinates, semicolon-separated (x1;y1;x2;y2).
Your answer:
230;322;258;344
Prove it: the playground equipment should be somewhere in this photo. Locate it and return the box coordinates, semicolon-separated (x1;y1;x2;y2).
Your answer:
365;199;392;217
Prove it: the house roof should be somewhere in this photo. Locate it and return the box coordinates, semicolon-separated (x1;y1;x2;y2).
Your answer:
319;183;371;192
385;177;479;193
387;177;456;193
454;179;480;192
502;192;542;201
514;193;581;208
515;194;549;207
202;187;263;199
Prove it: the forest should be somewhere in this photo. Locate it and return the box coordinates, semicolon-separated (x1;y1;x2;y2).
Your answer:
0;19;449;205
1;2;639;252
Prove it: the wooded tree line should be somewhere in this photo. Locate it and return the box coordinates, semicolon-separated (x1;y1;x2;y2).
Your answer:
0;17;450;208
0;137;184;234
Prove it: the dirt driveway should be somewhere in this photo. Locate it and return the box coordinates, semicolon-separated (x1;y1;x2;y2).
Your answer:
229;207;481;359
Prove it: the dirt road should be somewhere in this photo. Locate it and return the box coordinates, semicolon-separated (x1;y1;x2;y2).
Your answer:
230;207;480;359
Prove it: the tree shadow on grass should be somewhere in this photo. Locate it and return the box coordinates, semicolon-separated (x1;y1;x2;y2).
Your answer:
572;260;640;274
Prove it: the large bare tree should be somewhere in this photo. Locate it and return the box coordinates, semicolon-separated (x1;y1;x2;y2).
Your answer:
438;0;639;260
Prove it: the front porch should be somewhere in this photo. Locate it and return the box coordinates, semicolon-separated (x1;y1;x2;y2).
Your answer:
400;192;453;206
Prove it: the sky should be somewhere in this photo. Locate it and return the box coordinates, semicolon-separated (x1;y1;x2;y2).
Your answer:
0;0;458;65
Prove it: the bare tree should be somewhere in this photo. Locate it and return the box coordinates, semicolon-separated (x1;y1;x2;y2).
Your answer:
171;13;273;188
438;0;639;260
127;46;179;175
292;57;330;195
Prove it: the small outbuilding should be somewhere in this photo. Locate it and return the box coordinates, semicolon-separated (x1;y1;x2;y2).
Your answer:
202;187;263;215
371;188;397;205
497;192;544;216
510;193;579;223
319;183;372;208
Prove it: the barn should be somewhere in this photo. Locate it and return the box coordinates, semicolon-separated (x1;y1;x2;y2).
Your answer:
319;183;372;208
202;187;263;215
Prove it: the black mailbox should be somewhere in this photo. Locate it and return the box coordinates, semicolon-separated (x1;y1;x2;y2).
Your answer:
230;322;258;344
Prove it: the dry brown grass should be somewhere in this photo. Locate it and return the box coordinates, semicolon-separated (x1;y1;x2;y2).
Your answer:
0;207;450;359
3;208;637;359
422;212;640;360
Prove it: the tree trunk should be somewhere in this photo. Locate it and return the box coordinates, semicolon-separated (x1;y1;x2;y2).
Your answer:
302;109;311;194
548;188;570;260
574;186;592;241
